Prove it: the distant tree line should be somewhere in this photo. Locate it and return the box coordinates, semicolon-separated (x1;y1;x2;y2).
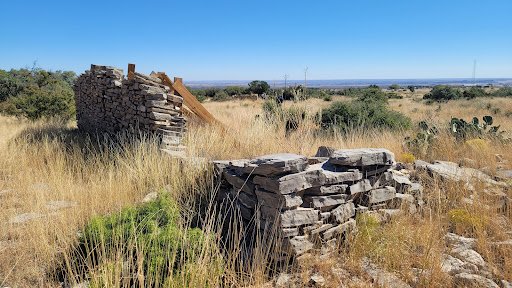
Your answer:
0;67;76;120
424;84;512;101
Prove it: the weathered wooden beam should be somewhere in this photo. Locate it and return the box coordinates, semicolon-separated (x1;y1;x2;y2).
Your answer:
127;63;135;80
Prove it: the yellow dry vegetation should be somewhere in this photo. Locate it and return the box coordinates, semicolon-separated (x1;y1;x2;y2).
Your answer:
1;95;512;287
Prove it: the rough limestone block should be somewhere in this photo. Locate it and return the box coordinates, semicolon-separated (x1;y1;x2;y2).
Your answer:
408;183;423;199
282;236;314;256
392;173;412;193
238;191;257;209
237;200;253;220
330;202;355;223
223;169;255;195
281;227;300;237
309;223;334;236
368;186;396;204
315;146;336;157
256;189;303;209
260;206;319;228
242;153;309;177
303;194;348;211
304;184;348;195
323;218;356;240
361;165;392;177
229;159;251;176
369;171;393;188
253;163;362;195
349;179;372;195
330;148;395;167
454;273;499;288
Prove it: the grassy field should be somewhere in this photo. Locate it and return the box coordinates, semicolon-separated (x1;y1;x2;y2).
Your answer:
1;93;512;287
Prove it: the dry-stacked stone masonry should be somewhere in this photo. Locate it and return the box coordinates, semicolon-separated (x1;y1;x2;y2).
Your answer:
215;147;423;258
73;64;186;150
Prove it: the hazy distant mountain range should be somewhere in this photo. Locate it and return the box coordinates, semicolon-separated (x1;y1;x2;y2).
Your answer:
184;78;512;89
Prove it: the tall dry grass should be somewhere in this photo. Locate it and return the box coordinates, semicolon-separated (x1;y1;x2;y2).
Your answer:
1;95;512;287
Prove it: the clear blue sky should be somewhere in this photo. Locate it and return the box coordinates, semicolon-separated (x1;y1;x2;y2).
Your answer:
1;0;511;80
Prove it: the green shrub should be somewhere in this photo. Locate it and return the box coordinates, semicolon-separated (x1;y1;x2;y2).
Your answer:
423;85;462;101
319;100;411;133
70;193;220;285
387;93;403;99
224;85;246;96
357;87;389;104
492;85;512;97
323;95;332;101
5;84;75;120
0;67;76;120
212;90;231;102
463;86;487;99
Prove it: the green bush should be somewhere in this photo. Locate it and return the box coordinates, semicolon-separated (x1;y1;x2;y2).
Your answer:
0;67;76;120
212;90;231;102
6;84;75;120
423;85;462;101
463;86;487;99
319;99;411;133
387;93;403;99
492;85;512;97
323;95;332;101
357;87;389;104
224;85;246;96
70;193;220;285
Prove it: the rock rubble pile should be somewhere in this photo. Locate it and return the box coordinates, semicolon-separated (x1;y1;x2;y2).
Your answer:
214;147;424;257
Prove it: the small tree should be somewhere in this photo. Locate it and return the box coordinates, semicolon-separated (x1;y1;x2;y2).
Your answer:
389;83;400;90
248;80;270;96
408;85;415;92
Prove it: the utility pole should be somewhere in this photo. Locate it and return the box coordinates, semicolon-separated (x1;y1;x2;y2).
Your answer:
304;67;308;98
284;74;289;90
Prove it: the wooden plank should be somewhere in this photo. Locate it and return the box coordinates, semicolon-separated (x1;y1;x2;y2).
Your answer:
127;63;135;80
172;80;221;126
155;73;225;131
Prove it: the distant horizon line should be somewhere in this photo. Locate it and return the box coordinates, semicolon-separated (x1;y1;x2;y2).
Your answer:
184;77;512;82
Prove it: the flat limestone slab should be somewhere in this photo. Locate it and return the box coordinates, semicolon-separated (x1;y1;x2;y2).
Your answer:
303;194;348;210
282;235;314;256
253;163;362;195
304;184;348;195
243;153;308;177
368;186;396;204
323;218;356;240
330;148;395;167
223;169;255;195
256;189;303;209
330;202;355;223
260;206;319;228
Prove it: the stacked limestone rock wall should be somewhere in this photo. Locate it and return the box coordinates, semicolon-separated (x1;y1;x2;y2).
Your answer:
73;65;187;150
214;147;423;258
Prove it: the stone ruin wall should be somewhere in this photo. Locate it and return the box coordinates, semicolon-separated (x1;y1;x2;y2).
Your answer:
214;147;424;258
73;64;187;149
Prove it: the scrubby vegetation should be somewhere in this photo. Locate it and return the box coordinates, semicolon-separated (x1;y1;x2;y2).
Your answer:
0;67;76;120
319;87;411;132
65;193;220;287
